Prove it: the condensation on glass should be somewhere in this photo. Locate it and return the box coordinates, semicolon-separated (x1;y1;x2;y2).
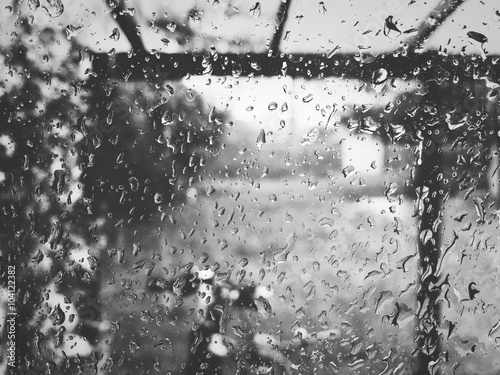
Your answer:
0;1;499;375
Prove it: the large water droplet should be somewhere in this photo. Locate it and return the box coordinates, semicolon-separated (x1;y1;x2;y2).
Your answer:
129;340;140;354
372;68;388;86
273;232;297;263
65;24;84;40
342;165;355;178
154;193;163;204
41;0;64;18
268;102;278;111
52;169;65;195
167;21;176;32
256;129;266;149
28;0;40;11
254;296;272;319
467;31;488;44
132;242;141;256
128;176;139;192
302;94;314;103
110;28;120;41
49;304;65;325
161;110;174;125
249;2;261;18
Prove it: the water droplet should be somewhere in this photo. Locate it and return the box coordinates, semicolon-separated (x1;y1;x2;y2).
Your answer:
28;0;40;11
445;111;467;130
65;24;84;40
41;0;64;18
238;258;249;268
231;326;246;338
236;269;246;283
258;268;265;281
119;190;127;205
360;117;380;134
347;359;365;370
302;94;314;103
162;110;174;125
388;123;406;141
52;169;65;195
166;21;177;32
218;239;228;251
273;232;297;263
488;320;500;337
249;2;261;18
110;28;120;41
206;183;216;196
256;129;266;149
473;197;485;224
268;102;278;111
154;193;163;204
307;179;318;190
128;176;139;192
197;253;209;264
342;165;355;178
329;229;339;240
319;1;327;14
117;248;125;263
254;296;272;318
467;31;488;44
372;68;388;86
232;63;242;78
132;242;141;256
301;128;319;145
384;101;394;113
154;337;172;350
49;304;65;325
419;229;433;245
248;61;260;71
295;306;306;319
318;217;334;227
129;340;140;354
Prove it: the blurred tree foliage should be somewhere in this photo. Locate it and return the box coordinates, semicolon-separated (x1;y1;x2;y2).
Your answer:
0;5;224;374
79;79;224;239
0;13;96;372
342;76;499;196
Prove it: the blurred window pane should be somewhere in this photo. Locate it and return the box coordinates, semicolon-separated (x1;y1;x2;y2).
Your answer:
1;1;499;375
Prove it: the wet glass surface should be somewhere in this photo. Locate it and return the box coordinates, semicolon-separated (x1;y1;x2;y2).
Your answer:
1;1;500;374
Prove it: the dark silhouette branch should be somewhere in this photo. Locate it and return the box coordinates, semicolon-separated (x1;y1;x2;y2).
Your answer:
107;0;146;54
406;0;467;53
91;50;499;82
269;0;292;55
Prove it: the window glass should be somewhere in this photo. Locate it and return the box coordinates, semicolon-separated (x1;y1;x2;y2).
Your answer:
1;1;499;375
